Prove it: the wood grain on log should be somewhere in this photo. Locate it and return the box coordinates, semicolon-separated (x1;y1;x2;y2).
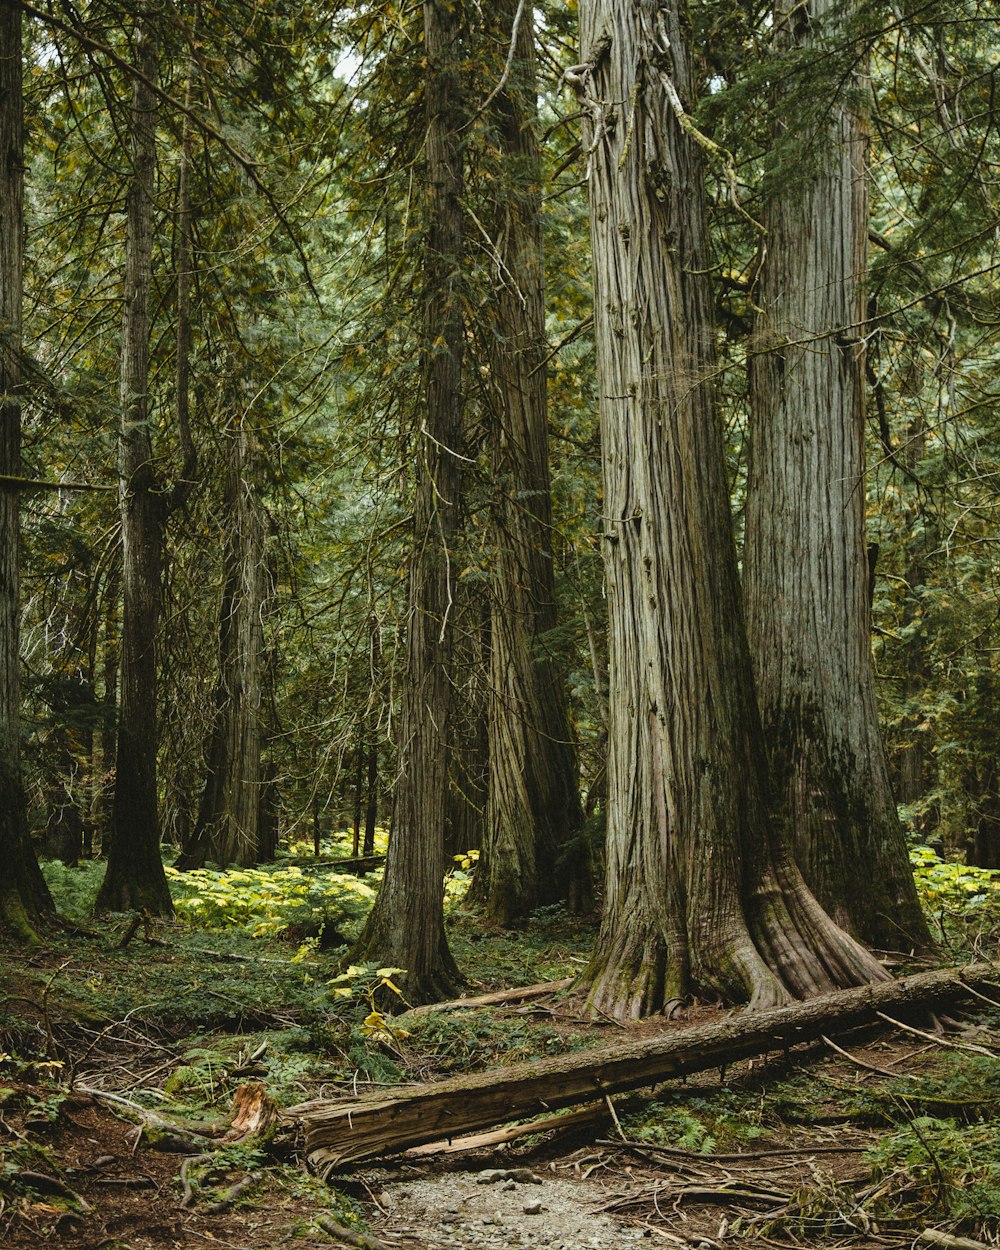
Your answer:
291;963;998;1171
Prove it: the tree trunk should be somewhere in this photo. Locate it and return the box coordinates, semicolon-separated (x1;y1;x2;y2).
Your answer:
743;0;929;950
893;414;938;841
572;0;885;1018
348;0;466;1003
478;0;584;924
443;593;487;864
96;21;173;915
0;1;54;938
177;422;264;869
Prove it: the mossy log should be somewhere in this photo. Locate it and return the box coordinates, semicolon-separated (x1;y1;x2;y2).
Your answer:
292;962;998;1172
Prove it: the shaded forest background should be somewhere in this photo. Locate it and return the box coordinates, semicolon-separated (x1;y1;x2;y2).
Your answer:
4;0;1000;936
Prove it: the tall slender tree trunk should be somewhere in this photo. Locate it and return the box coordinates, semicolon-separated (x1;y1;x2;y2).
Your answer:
96;21;173;914
349;0;466;1003
573;0;886;1018
177;422;264;869
477;0;584;924
743;0;929;950
0;1;54;938
894;414;937;840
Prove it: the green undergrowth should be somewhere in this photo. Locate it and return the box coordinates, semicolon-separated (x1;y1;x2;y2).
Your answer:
613;1033;1000;1244
447;902;593;987
910;845;1000;951
622;1084;770;1153
403;1006;597;1073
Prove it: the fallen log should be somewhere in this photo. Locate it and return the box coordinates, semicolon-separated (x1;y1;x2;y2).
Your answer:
291;961;999;1172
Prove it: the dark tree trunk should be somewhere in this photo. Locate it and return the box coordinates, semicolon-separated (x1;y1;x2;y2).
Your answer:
478;0;584;924
573;0;885;1018
363;740;378;860
0;2;55;938
257;760;279;862
96;591;119;855
444;594;487;864
96;21;173;915
743;0;929;950
351;744;364;858
349;0;466;1004
893;415;938;840
177;422;264;869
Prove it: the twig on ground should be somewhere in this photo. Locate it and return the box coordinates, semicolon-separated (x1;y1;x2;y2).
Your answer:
918;1230;996;1250
179;1152;213;1207
184;1228;259;1250
13;1170;92;1212
821;1033;907;1077
875;1011;999;1058
205;1171;261;1214
957;978;1000;1013
596;1139;867;1161
315;1215;396;1250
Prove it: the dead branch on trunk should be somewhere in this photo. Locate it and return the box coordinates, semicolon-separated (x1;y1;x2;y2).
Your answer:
289;962;999;1171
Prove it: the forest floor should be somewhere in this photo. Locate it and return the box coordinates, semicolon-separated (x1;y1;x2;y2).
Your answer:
2;853;1000;1250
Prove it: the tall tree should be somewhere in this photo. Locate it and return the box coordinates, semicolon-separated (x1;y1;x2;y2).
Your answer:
349;0;466;1002
177;419;265;869
0;0;55;937
474;0;584;924
95;19;173;914
573;0;886;1018
743;0;929;950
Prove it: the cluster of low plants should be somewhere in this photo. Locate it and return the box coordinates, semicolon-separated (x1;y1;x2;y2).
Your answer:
41;848;380;946
404;1006;594;1074
621;1085;769;1153
448;901;592;987
909;845;1000;948
164;863;376;940
866;1114;1000;1230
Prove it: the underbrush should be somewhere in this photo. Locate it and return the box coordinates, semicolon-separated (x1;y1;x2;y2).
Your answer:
909;844;1000;953
8;834;999;1249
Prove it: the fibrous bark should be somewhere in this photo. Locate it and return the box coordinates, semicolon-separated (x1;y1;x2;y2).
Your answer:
349;0;466;1003
0;1;54;937
96;21;173;915
744;0;928;949
573;0;885;1018
476;0;584;924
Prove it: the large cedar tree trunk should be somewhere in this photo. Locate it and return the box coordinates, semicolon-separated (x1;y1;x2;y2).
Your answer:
349;0;465;1003
96;22;173;915
476;0;584;924
743;0;928;950
573;0;886;1018
0;3;55;937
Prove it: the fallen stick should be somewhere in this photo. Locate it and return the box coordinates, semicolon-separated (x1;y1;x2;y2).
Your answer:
405;1102;608;1155
290;962;999;1171
918;1230;996;1250
398;978;574;1022
315;1215;395;1249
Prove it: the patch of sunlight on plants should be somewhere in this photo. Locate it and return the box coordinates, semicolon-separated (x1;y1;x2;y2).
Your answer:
283;827;389;859
164;862;376;938
910;845;1000;946
443;850;478;911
